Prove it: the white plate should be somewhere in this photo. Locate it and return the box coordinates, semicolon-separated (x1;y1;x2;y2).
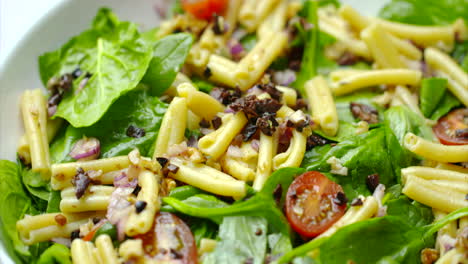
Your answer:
0;0;388;263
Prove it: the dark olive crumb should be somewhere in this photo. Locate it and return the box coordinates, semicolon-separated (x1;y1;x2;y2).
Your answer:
70;230;80;241
211;116;222;129
255;228;263;236
337;52;359;66
156;157;169;168
203;67;212;78
92;217;101;224
366;174;380;192
333;192;348;206
199;119;211;128
126;125;146;138
54;214;67;226
72;167;91;199
306;134;330;150
135;200;147;213
350;102;379;124
242;122;258;142
210;87;241;105
351;198;363;206
132;185;142;196
72;68;83;79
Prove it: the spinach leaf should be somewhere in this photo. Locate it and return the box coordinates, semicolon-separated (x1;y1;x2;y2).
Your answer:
163;168;305;236
203;216;268;264
384;106;435;143
419;78;448;118
186;218;218;246
280;207;468;264
379;0;468;25
386;196;433;228
142;33;193;96
46;191;62;213
302;128;397;199
37;244;72;264
168;185;206;200
192;76;215;93
452;40;468;72
430;92;463;120
293;0;319;93
39;8;154;127
50;88;167;162
268;233;293;257
313;121;358;142
240;33;258;52
0;160;31;262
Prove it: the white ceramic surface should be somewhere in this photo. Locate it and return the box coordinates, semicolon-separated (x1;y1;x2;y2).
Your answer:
0;0;388;263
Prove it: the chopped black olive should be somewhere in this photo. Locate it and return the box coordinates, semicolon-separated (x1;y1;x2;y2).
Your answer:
212;14;226;35
351;198;363;206
242;122;258;141
92;217;101;224
72;68;83;79
70;230;80;241
199;119;211;128
255;228;263;236
366;174;380;192
156;157;169;168
126;125;146;138
85;72;92;78
333;192;348;206
350;102;379;124
306;134;330;150
135;200;147;213
132;185;142;196
256;83;282;101
210;87;241;105
72;167;91;199
337;52;359;66
211;116;222;129
203;67;212;78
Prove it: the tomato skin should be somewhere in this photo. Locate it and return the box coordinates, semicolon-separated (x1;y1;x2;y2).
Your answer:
182;0;228;20
285;171;346;238
137;212;198;264
433;108;468;145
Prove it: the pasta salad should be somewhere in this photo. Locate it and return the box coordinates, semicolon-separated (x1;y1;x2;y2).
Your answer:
0;0;467;263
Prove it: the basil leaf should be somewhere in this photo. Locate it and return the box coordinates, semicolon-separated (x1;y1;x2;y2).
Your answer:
50;88;167;163
420;78;448;118
142;33;193;96
37;244;72;264
39;8;154;127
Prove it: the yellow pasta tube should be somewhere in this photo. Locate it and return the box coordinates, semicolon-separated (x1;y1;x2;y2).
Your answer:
71;239;97;264
401;166;468;183
51;156;130;190
338;4;369;32
198;112;248;160
206;54;239;88
331;69;422;96
170;158;246;197
388;34;422;61
305;76;339;136
239;0;280;32
273;129;307;170
318;196;378;238
177;82;225;120
424;47;468;106
125;170;160;236
319;20;371;60
95;234;119;264
435;163;468;174
119;239;144;261
235;32;288;90
258;0;288;39
253;133;275;190
166;72;192;97
394;85;423;117
153;97;187;158
187;43;212;71
223;0;242;40
17;212;105;245
276;86;297;107
404;133;468;163
329;69;367;83
402;175;467;213
21;89;50;178
60;186;114;213
221;156;256;182
361;23;405;69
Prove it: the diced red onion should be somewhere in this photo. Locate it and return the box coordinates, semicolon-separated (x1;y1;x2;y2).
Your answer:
230;42;244;55
251;139;260;152
106;185;134;241
114;172;138;188
273;70;297;86
224;107;235;113
69;137;100;161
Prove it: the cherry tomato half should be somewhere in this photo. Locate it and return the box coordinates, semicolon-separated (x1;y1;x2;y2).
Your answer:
182;0;228;20
285;171;347;238
137;212;198;264
433;108;468;145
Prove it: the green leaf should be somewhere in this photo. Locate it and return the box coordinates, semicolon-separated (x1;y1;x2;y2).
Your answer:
39;9;154;127
384;106;435;144
204;216;268;264
186;218;218;246
386;196;433;227
268;233;293;257
92;222;117;242
163;168;305;236
240;34;258;52
430;92;463;120
142;33;193;96
420;78;448;118
168;185;206;200
37;244;72;264
192;76;215;93
452;40;468;72
379;0;468;25
46;191;62;213
50;88;168;162
0;160;31;262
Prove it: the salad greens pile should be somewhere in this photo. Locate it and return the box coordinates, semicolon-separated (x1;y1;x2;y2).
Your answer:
0;0;467;263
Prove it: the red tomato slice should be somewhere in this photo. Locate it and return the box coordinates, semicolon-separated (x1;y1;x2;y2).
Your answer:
433;108;468;145
137;212;198;264
285;171;347;238
182;0;228;20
